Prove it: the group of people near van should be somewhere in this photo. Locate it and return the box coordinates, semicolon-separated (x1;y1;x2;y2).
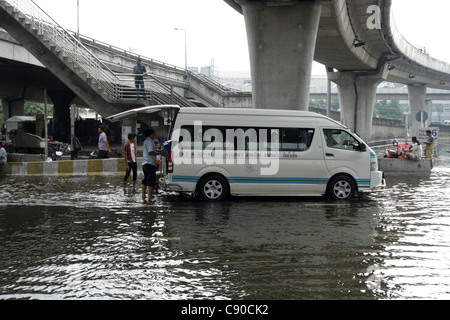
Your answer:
404;130;436;169
122;128;166;204
97;124;166;203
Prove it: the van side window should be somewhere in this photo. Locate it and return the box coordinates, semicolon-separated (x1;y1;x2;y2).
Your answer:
179;125;194;149
281;128;315;151
323;129;360;150
225;127;259;151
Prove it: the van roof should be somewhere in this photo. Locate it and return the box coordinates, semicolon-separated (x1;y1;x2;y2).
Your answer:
178;107;347;129
179;107;328;118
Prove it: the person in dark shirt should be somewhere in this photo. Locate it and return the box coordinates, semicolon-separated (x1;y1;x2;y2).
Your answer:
133;58;149;100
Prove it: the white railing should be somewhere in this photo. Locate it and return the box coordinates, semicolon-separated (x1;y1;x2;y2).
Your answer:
2;0;199;106
5;0;120;98
115;74;197;108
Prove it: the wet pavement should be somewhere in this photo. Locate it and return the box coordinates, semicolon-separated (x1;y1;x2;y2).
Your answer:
1;146;450;300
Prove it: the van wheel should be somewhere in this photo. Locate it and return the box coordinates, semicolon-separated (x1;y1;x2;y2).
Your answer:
327;175;356;201
198;175;229;202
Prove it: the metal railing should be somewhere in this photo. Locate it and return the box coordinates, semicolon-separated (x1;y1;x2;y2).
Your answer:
114;74;197;108
66;30;246;96
1;0;202;107
4;0;121;97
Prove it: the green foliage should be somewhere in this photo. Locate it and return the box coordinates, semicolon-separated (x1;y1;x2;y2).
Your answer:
0;101;53;125
24;102;54;117
374;100;405;120
309;99;340;110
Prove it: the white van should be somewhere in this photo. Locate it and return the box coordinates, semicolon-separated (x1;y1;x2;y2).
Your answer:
443;120;450;126
108;105;385;201
156;106;384;201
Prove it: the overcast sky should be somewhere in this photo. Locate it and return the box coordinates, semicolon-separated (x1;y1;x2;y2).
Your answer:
32;0;450;77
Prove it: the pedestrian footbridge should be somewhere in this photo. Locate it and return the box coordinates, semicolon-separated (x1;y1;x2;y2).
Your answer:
0;0;199;120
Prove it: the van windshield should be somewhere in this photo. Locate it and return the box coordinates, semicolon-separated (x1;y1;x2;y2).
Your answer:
323;129;361;150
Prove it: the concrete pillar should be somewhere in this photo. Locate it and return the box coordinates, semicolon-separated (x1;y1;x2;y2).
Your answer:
2;99;25;120
46;90;76;142
1;100;6;124
120;118;137;146
407;84;428;136
425;100;432;127
240;0;322;110
328;65;388;142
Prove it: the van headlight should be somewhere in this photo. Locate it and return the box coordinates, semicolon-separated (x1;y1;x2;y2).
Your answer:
371;161;378;172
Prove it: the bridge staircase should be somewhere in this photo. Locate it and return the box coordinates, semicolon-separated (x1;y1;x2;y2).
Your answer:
0;0;196;118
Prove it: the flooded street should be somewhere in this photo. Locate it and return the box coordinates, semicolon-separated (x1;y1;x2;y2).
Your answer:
1;151;450;300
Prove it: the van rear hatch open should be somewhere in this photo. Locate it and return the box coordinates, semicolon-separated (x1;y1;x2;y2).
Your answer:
107;104;182;185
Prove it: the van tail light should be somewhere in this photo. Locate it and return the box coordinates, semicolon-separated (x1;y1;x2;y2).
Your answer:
168;152;174;173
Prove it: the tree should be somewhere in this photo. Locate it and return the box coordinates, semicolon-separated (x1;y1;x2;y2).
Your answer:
24;102;54;117
374;100;405;119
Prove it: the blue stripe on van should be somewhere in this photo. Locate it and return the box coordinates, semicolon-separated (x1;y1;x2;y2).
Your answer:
229;177;329;184
172;176;200;183
173;176;371;187
356;179;371;187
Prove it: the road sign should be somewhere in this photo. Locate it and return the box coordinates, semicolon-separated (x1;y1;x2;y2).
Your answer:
416;111;428;122
418;127;439;144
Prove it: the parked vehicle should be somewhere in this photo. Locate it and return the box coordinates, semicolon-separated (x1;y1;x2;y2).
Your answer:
108;105;385;201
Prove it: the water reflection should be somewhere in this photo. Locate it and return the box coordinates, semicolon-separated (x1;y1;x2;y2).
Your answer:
1;162;450;299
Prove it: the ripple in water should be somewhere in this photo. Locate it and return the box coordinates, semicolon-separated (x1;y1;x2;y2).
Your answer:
1;156;450;300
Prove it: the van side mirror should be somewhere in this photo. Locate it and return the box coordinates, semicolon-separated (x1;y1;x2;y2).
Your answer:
358;143;367;152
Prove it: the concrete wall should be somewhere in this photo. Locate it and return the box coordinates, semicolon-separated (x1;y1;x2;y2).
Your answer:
0;157;143;177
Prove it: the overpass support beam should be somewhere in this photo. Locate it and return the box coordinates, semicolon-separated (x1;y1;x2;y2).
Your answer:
2;99;25;120
328;65;389;142
239;0;322;110
46;90;76;143
407;84;430;136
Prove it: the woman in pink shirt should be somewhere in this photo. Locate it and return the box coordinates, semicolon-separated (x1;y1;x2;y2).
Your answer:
123;133;138;193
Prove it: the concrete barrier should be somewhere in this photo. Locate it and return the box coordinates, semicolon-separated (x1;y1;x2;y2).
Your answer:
379;158;431;176
0;158;144;177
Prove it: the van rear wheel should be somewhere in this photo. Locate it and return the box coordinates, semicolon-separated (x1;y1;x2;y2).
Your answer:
198;175;229;202
327;175;356;201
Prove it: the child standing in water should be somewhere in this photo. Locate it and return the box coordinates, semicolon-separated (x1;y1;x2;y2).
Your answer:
123;133;138;194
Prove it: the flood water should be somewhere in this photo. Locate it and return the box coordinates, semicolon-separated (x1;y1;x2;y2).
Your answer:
1;148;450;300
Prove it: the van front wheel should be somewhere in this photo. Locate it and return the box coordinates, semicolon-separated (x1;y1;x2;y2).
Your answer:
198;175;229;202
327;175;356;201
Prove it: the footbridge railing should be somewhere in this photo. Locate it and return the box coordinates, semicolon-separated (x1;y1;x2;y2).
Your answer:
1;0;197;108
5;0;120;97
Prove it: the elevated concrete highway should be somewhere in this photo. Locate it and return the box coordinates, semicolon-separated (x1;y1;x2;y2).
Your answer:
308;77;450;101
225;0;450;140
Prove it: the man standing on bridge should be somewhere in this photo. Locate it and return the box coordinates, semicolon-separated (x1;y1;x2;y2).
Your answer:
133;58;149;100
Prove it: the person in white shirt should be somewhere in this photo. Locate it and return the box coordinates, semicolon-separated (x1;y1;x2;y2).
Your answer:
404;137;422;160
0;142;7;165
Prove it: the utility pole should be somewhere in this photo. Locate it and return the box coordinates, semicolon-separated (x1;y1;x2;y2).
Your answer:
174;28;187;77
44;88;48;161
77;0;80;40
